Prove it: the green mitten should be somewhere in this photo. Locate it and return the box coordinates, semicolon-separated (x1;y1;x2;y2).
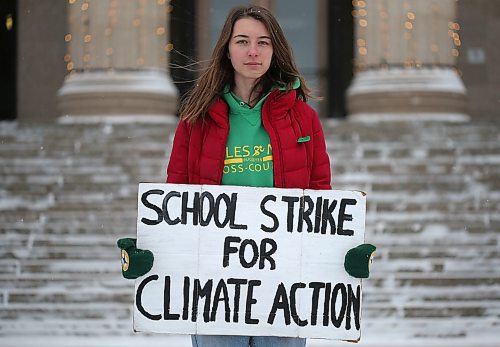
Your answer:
117;238;154;279
344;244;376;279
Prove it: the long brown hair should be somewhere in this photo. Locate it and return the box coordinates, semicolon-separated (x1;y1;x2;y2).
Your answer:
179;5;312;123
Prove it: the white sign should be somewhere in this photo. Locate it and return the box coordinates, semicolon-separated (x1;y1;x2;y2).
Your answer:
134;183;366;341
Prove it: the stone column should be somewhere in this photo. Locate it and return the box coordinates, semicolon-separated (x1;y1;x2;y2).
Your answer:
346;0;468;121
57;0;178;120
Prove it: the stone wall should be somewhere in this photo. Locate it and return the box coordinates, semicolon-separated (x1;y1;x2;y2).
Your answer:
17;0;66;122
457;0;500;121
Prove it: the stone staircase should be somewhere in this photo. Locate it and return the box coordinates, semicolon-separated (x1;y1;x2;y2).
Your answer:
325;121;500;345
0;118;499;346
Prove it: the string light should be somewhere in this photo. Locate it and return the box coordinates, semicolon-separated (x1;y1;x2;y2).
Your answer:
65;0;76;72
165;43;174;52
353;0;461;71
378;0;389;66
104;0;118;69
158;0;168;67
5;14;13;31
449;21;461;58
353;0;368;69
81;0;91;71
64;0;163;71
403;0;417;68
430;2;440;65
135;0;146;67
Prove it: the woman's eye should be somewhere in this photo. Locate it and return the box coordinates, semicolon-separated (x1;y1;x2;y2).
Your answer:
236;40;248;45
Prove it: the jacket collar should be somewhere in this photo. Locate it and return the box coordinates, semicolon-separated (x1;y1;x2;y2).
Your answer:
208;88;297;127
264;88;297;120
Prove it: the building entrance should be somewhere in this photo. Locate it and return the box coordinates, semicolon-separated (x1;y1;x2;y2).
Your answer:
0;0;16;120
328;1;354;118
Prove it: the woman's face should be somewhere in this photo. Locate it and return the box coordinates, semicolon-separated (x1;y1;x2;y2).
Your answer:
228;17;273;84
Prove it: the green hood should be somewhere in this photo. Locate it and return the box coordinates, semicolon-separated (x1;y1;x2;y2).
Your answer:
222;78;301;113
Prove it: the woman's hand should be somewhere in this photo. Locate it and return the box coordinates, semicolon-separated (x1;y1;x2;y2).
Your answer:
117;238;154;279
344;244;376;278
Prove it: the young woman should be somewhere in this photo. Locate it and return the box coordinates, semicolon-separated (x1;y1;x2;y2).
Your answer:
167;5;331;347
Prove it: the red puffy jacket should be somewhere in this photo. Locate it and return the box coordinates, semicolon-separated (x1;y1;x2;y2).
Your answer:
166;89;331;190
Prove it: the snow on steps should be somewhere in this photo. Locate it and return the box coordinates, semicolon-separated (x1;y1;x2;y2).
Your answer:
0;119;499;346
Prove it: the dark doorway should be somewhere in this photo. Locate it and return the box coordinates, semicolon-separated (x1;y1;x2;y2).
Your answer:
170;0;197;115
327;1;354;118
0;0;16;120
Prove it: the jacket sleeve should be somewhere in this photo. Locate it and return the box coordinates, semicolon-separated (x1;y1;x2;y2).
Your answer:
310;113;332;190
166;120;190;184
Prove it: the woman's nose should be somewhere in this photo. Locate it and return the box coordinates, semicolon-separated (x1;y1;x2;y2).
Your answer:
247;44;259;56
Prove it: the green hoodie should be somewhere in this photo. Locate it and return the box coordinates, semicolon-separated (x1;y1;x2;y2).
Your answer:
221;80;300;187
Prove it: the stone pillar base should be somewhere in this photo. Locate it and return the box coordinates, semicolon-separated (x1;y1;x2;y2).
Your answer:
346;68;469;121
57;69;178;117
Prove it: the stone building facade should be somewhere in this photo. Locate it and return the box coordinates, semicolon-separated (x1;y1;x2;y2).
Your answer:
2;0;499;121
457;0;500;121
57;0;178;119
1;1;499;346
346;0;468;121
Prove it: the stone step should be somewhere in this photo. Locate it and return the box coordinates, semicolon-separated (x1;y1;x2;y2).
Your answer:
0;273;126;289
0;296;497;326
363;286;500;302
0;321;133;338
1;119;499;343
0;303;131;321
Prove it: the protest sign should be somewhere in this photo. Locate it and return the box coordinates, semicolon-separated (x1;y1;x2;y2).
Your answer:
134;183;366;341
